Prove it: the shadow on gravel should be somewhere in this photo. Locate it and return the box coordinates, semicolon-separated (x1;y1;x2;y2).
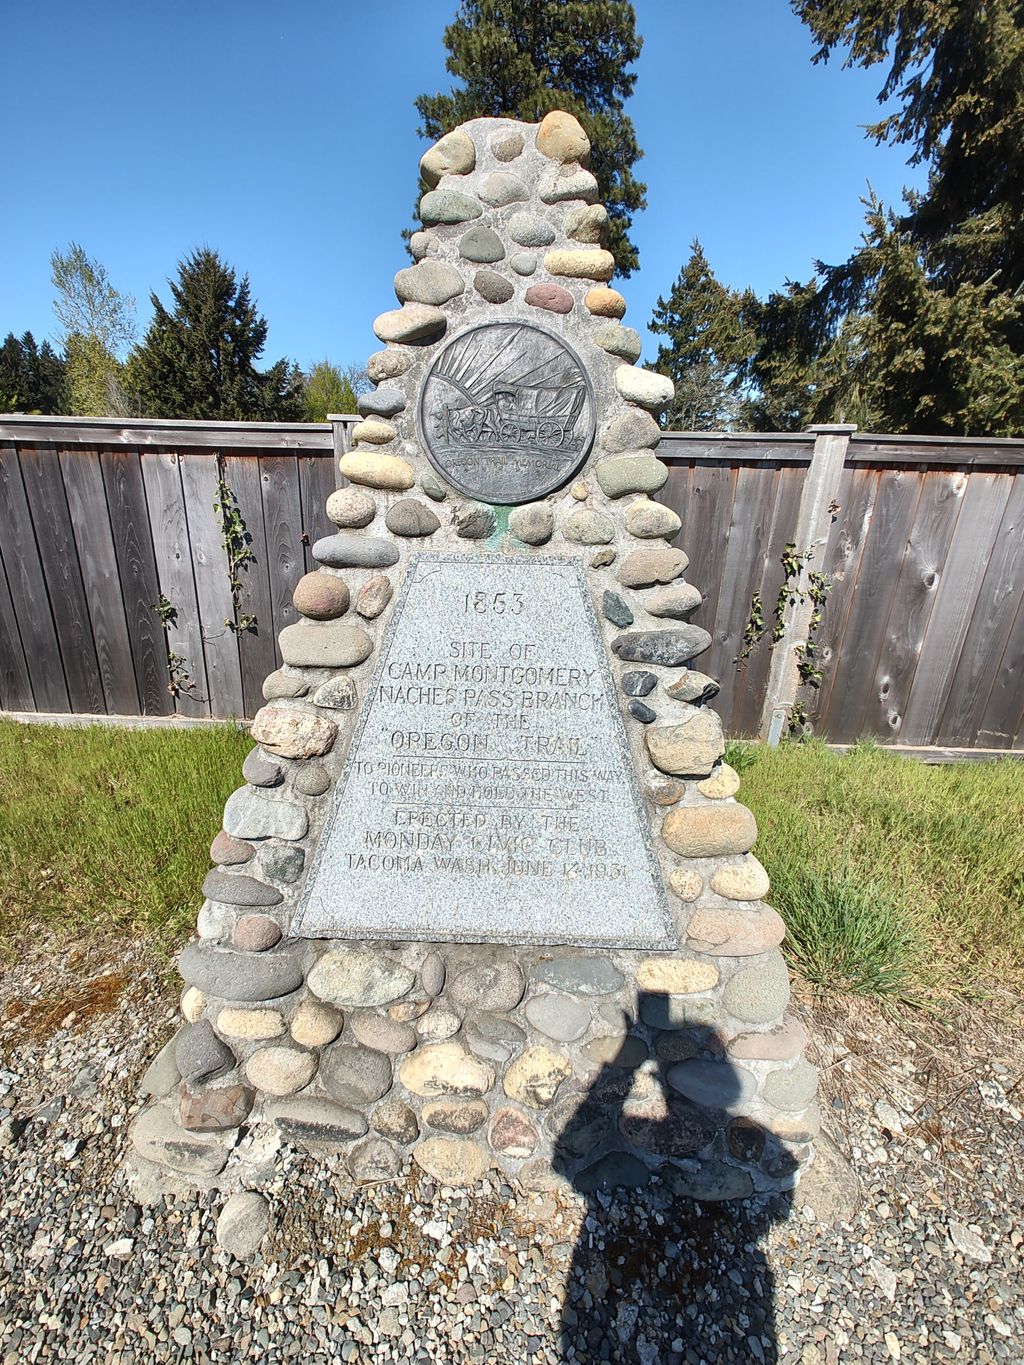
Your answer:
553;993;794;1364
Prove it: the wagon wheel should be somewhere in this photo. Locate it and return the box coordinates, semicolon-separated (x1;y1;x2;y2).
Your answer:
536;419;562;445
498;419;522;443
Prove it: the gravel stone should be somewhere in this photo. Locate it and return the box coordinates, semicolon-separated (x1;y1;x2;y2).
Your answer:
601;590;634;628
216;1192;271;1260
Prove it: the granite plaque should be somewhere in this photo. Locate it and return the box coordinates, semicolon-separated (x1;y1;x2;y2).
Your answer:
296;554;672;948
419;322;596;504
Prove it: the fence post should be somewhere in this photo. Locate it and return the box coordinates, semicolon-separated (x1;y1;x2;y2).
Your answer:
758;423;856;745
327;414;352;484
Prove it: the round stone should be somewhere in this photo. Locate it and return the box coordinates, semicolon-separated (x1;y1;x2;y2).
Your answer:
539;167;599;203
267;1097;367;1144
508;502;554;545
290;999;343;1047
249;706;337;759
728;1015;807;1062
635;958;719;994
536;110;590;163
524;992;591;1042
507;212;556;248
662;804;758;858
646;773;685;806
628;700;656;723
389;998;429;1022
668;867;703;900
562;508;614;545
419;189;482;226
640;993;719;1030
581;1035;647;1068
399;1042;494;1098
764;1103;821;1144
453;504;496;539
216;1007;284;1041
308;950;415;1007
326;488;376;528
420;471;448;501
279;621;374;670
340;452;416;491
321;1045;393;1105
585;287;627;318
181;986;205;1023
384;499;440;537
490;130;524;161
246;1045;318;1097
413;1137;492;1185
348;1136;401;1181
510;252;538;275
351;418;396;446
211;830;253;865
721;952;791;1025
525;283;574;313
531;957;623;995
233;915;283;952
416;1007;462;1041
488;1106;538;1158
763;1059;818;1112
372;1097;419;1144
311;675;358;711
503;1046;571;1109
292;572;349;621
216;1191;270;1260
625;500;682;540
313;530;399;570
711;856;771;900
474;270;515;304
594;324;642;362
615;365;675;412
603;410;661;452
420;951;446;997
293;764;330;796
462;1012;525;1065
727;1116;766;1162
358;386;406;418
648;584;705;619
697;763;742;799
349;1013;418;1054
595;455;668;499
367;349;412;383
479;171;528;206
688;905;786;957
179;941;304;1001
373;304;447;345
666;1058;757;1107
356;574;393;619
616;624;713;665
422;1099;488;1134
203;868;283;909
394;260;465;306
544;249;614;281
450;962;525;1012
419;129;476;187
623;670;657;697
654;1032;700;1062
645;709;725;778
565;203;607;243
241;748;281;787
461;226;505;260
571;480;589;500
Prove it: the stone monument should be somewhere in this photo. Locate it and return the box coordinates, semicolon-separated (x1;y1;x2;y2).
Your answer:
132;112;820;1200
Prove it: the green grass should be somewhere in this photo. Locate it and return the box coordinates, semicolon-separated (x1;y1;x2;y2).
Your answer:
0;720;1021;1004
729;738;1024;1002
0;719;250;958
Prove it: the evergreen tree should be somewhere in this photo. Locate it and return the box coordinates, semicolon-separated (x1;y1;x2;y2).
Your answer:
0;332;67;414
130;250;303;421
648;243;754;429
415;0;646;275
302;361;358;421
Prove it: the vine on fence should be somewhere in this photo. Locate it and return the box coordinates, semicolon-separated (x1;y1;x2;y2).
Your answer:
213;459;257;634
151;593;196;699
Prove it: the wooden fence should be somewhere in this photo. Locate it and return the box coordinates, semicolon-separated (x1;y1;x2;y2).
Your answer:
1;415;1023;755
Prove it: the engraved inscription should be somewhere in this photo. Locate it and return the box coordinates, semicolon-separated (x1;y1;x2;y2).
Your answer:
419;322;596;504
296;555;672;948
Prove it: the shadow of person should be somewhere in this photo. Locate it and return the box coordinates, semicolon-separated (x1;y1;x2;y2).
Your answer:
552;991;795;1365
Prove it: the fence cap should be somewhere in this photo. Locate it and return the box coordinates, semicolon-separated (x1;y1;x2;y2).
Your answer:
805;423;858;434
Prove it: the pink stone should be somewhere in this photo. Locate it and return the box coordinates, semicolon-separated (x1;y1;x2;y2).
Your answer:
525;284;574;314
727;1014;807;1062
488;1106;539;1158
686;905;786;957
210;830;253;865
292;572;350;621
178;1082;254;1132
233;915;283;952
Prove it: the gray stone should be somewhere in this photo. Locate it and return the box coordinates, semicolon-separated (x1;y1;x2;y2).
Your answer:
602;590;634;628
479;171;528;206
384;499;440;537
241;749;282;787
547;1095;612;1156
293;764;330;797
628;700;656;724
348;1136;401;1181
622;670;657;697
312;675;358;711
594;455;668;499
646;584;704;619
562;508;614;545
202;870;282;908
612;628;712;665
473;270;514;304
620;1095;720;1158
216;1191;271;1259
794;1132;861;1220
419;189;482;225
279;621;374;669
267;1098;368;1144
307;949;415;1007
321;1045;394;1105
463;1012;526;1065
450;962;525;1012
615;366;675;411
575;1152;650;1192
640;994;719;1030
510;252;538;275
358;386;406;418
453;504;496;539
491;130;524;161
593;324;642;363
763;1060;819;1112
665;1161;755;1202
532;958;623;995
565;203;607;243
459;226;505;262
394;260;465;306
372;1097;419;1144
524;993;591;1042
722;953;791;1025
132;1105;228;1178
667;1059;758;1108
591;548;616;568
372;306;446;346
508;502;554;545
262;669;309;700
603;410;662;453
245;1044;317;1096
507;213;556;247
140;1037;180;1098
539;167;599;203
665;669;720;704
421;952;446;997
259;842;305;883
178;942;304;1002
367;348;413;383
349;1013;418;1054
223;791;308;841
175;1020;235;1085
420;471;448;501
312;532;400;569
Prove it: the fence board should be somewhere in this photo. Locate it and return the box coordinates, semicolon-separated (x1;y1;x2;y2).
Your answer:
178;454;245;719
0;547;33;711
0;441;70;712
979;592;1024;748
140;452;211;719
221;454;276;719
299;453;340;575
259;454;305;651
99;448;172;715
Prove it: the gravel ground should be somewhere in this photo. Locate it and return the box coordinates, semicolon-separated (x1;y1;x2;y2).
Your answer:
0;942;1020;1365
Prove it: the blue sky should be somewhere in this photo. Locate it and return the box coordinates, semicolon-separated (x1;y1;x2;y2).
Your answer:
0;1;923;373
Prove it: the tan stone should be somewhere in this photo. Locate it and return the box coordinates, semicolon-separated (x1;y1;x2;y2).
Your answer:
351;418;396;446
290;999;344;1047
367;348;411;383
291;572;349;620
181;986;205;1022
339;451;415;491
668;867;702;901
565;203;607;243
398;1042;494;1098
617;546;688;587
710;856;771;901
645;709;725;777
762;1102;821;1144
687;905;786;956
503;1046;572;1109
412;1136;492;1185
544;249;615;281
727;1014;807;1062
422;1099;488;1134
535;110;590;164
697;763;741;799
217;1008;285;1041
420;129;476;187
250;706;337;759
326;487;376;528
585;286;626;318
355;574;393;619
662;803;758;858
570;480;589;500
624;500;682;539
245;1045;317;1097
635;958;719;994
